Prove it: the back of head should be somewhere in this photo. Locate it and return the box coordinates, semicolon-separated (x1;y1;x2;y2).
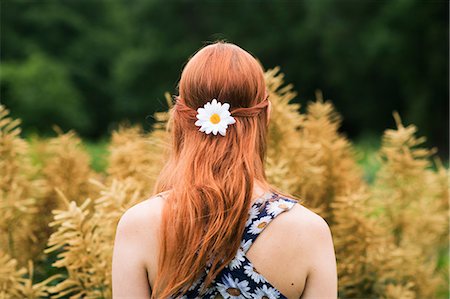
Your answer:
179;41;267;113
152;41;272;298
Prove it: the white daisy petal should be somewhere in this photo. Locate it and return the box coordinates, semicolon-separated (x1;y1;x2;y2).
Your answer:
197;114;210;121
220;111;231;119
255;285;280;299
216;273;251;298
213;105;221;114
245;205;259;228
241;239;253;252
266;199;294;217
244;264;267;284
249;216;272;235
228;248;245;270
217;122;227;129
227;117;236;124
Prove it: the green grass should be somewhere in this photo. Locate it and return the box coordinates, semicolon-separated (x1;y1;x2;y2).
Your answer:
83;139;109;173
353;134;382;184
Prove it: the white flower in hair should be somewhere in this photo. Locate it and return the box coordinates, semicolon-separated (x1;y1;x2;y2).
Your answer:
195;99;236;136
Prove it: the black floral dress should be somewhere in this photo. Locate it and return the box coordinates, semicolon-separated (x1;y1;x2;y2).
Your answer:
175;191;298;299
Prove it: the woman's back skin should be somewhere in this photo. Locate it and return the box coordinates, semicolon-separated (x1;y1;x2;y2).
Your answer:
112;182;338;299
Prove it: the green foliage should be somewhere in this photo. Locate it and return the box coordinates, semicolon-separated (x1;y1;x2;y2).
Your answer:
1;53;91;135
353;133;382;184
83;139;109;173
1;0;448;154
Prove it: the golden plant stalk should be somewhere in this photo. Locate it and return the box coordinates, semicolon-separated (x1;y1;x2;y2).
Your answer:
29;129;99;267
41;127;96;206
0;250;27;298
44;191;105;299
44;178;149;298
366;112;449;297
107;124;167;193
0;249;62;298
0;106;38;264
0;66;448;298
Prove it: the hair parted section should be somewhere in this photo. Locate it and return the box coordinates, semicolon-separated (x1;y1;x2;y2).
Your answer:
150;41;277;298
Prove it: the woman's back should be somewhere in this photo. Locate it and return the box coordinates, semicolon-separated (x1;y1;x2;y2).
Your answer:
179;189;303;298
114;186;337;299
111;41;337;299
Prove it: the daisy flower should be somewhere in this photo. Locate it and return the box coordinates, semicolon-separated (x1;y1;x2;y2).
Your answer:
229;248;246;270
216;273;251;298
254;285;281;299
266;199;294;217
243;264;267;284
240;239;253;253
249;216;272;235
245;204;260;227
195;99;236;136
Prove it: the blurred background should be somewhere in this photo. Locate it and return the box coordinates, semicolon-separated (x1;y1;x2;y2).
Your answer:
1;0;448;159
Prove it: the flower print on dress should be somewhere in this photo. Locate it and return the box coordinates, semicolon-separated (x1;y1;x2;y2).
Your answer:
249;216;272;235
266;199;294;217
196;280;216;298
243;264;268;284
188;273;205;291
254;284;281;299
245;204;260;228
206;253;225;269
240;239;253;253
229;248;246;270
216;273;251;299
185;191;297;299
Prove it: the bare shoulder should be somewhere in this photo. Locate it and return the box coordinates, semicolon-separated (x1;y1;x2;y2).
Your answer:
114;193;168;275
275;200;334;261
116;193;168;237
275;200;332;234
112;194;168;297
277;201;337;297
288;202;332;237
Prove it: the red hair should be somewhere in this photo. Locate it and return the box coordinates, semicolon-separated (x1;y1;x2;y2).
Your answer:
151;41;296;298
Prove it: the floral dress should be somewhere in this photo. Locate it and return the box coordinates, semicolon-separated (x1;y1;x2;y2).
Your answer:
176;191;299;299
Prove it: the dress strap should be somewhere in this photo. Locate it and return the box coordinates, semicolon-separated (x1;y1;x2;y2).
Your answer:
241;193;298;254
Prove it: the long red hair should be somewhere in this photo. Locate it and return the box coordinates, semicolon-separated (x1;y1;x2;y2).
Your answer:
151;41;296;298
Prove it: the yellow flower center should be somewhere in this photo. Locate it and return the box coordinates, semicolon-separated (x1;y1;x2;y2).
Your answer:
279;203;288;210
257;221;267;229
210;113;221;124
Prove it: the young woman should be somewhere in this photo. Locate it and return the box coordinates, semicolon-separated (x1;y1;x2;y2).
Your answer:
112;41;337;299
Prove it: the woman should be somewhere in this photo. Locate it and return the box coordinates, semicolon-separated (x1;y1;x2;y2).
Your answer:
112;41;337;299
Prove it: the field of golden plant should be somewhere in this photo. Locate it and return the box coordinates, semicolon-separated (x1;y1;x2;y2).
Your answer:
1;68;448;299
